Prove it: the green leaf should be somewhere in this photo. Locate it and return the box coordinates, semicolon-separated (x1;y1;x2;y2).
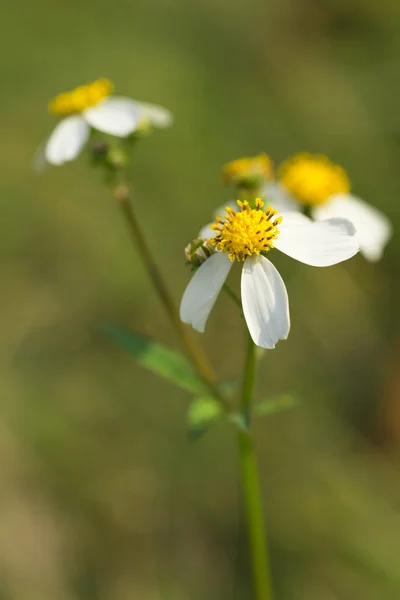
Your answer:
187;396;223;439
219;379;238;397
101;323;205;394
228;412;249;432
254;393;299;417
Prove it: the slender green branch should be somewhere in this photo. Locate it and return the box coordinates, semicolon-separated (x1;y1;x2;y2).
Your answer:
114;184;228;409
223;283;242;310
237;431;273;600
241;334;257;425
237;334;274;600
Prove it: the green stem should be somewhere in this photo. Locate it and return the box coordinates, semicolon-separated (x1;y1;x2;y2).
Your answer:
237;335;273;600
241;334;257;425
114;185;228;409
223;283;242;311
237;432;273;600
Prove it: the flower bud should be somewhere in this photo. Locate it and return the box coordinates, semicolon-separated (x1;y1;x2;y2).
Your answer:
106;147;128;170
185;238;216;268
222;153;274;190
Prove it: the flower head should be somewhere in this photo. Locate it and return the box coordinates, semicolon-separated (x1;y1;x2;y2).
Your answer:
210;199;281;261
36;79;172;168
48;79;114;116
278;153;350;206
264;152;392;262
223;154;274;189
180;200;359;348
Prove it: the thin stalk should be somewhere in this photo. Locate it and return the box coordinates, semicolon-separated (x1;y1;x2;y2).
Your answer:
237;335;273;600
223;283;242;310
241;334;257;425
237;431;273;600
114;185;228;408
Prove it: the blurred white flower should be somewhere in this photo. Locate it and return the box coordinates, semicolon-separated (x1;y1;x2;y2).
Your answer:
180;199;359;349
37;79;172;167
263;153;392;262
136;101;173;130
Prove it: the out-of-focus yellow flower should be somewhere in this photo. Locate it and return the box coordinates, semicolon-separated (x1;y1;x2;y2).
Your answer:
278;153;350;206
35;79;173;168
48;79;114;115
222;154;274;189
264;153;392;262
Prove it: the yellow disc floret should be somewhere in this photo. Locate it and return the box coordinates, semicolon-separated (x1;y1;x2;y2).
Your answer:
48;78;114;115
279;153;350;206
222;154;274;188
210;198;282;262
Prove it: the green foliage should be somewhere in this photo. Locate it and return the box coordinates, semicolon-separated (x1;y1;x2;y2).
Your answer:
102;323;206;394
187;396;223;438
227;393;299;433
228;412;249;432
253;393;299;417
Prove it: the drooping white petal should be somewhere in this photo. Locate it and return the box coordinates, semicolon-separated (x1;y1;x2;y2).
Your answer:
180;253;233;332
262;182;299;213
312;193;392;262
45;116;90;165
198;222;215;240
32;141;48;172
275;217;358;266
241;255;290;349
83;97;140;137
137;101;173;128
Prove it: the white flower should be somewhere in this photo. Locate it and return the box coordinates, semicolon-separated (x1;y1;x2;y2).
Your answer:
180;199;359;349
263;153;392;262
136;102;173;129
37;79;172;167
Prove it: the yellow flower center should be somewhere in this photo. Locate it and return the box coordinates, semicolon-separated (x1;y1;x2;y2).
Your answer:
279;153;350;205
222;153;274;188
48;78;114;115
210;198;282;262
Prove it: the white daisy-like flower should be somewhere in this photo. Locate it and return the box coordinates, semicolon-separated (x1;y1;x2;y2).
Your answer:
37;79;173;167
263;153;392;262
136;101;173;130
180;199;359;349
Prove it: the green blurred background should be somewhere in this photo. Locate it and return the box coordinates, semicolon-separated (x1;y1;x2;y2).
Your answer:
1;0;400;598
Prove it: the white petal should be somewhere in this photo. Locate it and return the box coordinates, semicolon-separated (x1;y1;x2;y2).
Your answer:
276;211;312;227
198;222;215;240
312;193;392;262
241;255;290;349
275;217;358;266
32;141;48;172
45;116;89;165
83;97;139;137
262;182;300;213
180;253;232;332
137;101;173;128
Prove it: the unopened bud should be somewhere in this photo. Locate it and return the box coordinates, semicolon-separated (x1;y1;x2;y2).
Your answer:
91;139;111;156
107;147;128;170
222;153;274;190
185;238;216;267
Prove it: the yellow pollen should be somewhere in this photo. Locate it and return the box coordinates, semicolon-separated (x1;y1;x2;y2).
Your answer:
210;198;282;262
279;153;351;206
222;153;274;186
48;78;114;115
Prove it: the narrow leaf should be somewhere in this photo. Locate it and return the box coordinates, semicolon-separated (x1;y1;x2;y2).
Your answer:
187;396;223;439
228;412;249;432
102;323;205;394
254;393;299;417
